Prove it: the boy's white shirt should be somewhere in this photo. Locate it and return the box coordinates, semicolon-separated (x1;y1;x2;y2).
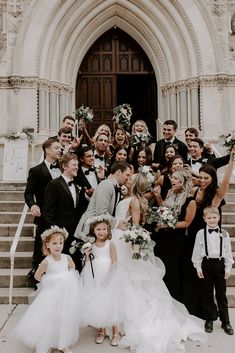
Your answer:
192;225;234;273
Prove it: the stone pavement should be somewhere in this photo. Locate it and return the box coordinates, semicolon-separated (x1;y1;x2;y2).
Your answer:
0;305;235;353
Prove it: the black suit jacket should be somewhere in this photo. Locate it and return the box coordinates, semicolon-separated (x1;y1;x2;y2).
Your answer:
43;176;82;239
153;137;188;163
24;161;52;227
75;167;100;215
187;154;230;170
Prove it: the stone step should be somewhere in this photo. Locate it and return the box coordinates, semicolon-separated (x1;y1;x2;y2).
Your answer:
0;183;26;191
224;193;235;203
0;236;34;252
0;191;24;201
0;252;33;269
0;212;33;224
0;224;35;237
0;268;30;288
0;287;34;304
231;238;235;251
222;212;235;224
227;287;235;308
227;269;235;286
223;202;235;213
0;201;25;212
222;225;235;237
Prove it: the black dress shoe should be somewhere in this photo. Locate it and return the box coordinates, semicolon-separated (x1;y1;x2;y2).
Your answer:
204;320;213;333
221;323;234;335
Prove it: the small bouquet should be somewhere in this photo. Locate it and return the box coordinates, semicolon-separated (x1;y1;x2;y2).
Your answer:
121;225;155;260
138;165;156;185
112;103;132;130
74;104;94;132
131;131;151;146
147;205;178;229
219;132;235;152
69;235;95;255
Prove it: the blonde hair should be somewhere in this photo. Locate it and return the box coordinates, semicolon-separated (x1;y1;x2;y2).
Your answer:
93;124;112;142
131;173;149;224
41;226;68;256
131;120;149;135
203;205;220;217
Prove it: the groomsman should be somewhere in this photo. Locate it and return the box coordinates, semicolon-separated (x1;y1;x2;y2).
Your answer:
75;146;104;215
93;133;110;170
187;138;230;176
75;161;132;239
43;153;83;270
152;120;188;166
24;138;62;277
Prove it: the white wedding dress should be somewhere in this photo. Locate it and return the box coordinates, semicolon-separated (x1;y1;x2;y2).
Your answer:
112;197;207;353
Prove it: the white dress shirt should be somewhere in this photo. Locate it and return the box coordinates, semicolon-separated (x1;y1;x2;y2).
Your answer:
44;159;61;179
62;174;76;207
192;226;234;273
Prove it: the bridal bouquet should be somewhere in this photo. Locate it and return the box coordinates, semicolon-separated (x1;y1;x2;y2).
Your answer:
138;165;156;185
120;225;155;260
147;205;178;229
131;131;151;146
74;104;94;125
219;132;235;152
112;103;132;130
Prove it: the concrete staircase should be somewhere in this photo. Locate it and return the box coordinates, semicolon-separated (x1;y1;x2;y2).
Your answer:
0;182;235;305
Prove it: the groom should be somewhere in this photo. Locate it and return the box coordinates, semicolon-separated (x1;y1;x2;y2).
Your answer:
74;161;132;239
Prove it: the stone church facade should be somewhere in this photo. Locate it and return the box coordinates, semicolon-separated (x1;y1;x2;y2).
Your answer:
1;0;235;143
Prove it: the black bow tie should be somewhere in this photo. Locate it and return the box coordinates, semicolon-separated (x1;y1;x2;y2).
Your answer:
208;228;219;234
84;167;95;175
164;141;172;147
50;162;59;169
191;158;202;165
94;154;104;161
68;180;74;187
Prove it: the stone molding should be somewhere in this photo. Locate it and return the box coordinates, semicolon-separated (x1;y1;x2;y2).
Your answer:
161;74;235;95
0;76;73;95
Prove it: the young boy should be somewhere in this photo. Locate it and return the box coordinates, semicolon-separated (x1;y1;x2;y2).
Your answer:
192;206;234;335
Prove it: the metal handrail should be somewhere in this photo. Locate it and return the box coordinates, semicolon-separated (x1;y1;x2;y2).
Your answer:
8;204;30;314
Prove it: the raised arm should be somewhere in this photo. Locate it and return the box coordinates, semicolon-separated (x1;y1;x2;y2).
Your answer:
213;146;235;206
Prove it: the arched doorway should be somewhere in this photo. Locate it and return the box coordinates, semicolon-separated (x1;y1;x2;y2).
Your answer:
76;28;157;138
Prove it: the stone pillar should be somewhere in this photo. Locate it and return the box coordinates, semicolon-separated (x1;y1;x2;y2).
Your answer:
179;90;188;128
190;88;199;127
49;91;58;130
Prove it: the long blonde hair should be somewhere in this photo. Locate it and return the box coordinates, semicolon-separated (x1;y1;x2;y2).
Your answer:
131;173;149;224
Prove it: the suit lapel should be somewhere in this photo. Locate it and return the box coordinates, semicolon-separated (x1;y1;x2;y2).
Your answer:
59;176;75;204
40;161;52;180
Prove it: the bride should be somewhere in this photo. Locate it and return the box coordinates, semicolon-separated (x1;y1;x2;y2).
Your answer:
111;172;207;353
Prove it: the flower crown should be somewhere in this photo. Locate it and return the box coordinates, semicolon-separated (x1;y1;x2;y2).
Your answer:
41;225;69;241
86;214;113;226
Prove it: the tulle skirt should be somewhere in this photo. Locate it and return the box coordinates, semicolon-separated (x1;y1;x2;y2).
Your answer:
12;270;80;353
80;259;123;328
116;258;207;353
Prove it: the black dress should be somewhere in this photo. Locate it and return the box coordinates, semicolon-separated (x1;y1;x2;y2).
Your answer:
153;197;194;302
182;188;225;318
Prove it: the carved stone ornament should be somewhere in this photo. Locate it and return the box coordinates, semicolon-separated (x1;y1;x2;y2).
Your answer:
213;0;226;17
7;0;23;17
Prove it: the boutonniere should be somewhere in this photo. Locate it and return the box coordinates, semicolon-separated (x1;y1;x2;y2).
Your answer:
201;158;208;163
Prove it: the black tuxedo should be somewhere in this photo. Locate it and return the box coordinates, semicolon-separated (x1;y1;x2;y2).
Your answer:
187;154;230;170
153;137;188;163
75;167;100;215
43;176;83;270
24;161;53;268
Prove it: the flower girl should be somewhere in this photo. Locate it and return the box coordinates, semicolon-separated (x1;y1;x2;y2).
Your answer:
13;226;80;353
80;215;121;346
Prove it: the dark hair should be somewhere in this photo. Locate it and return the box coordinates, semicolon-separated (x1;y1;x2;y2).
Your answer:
95;132;109;142
77;146;93;160
190;137;204;149
199;165;218;207
110;161;131;174
113;127;129;148
159;145;178;173
185;127;199;137
169;155;185;171
89;220;112;240
164;120;177;130
59;153;78;172
42;138;59;154
138;146;152;165
58;127;73;137
62;115;75;123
